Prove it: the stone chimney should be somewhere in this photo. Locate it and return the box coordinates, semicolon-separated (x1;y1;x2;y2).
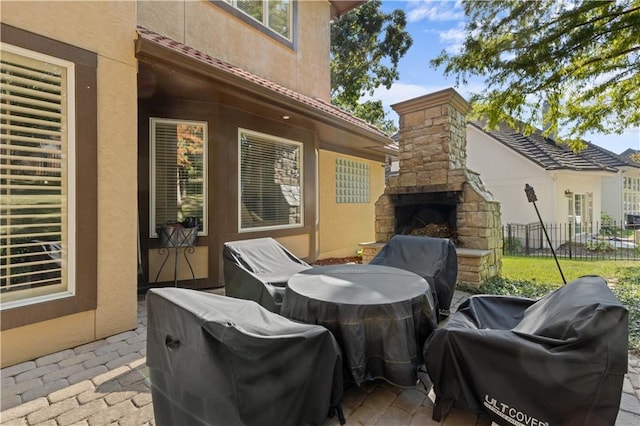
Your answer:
370;88;503;287
391;88;469;192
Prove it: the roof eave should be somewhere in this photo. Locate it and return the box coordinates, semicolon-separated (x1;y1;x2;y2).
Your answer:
329;1;365;19
134;34;391;149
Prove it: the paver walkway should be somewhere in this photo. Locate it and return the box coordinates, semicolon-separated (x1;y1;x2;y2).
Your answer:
2;290;640;425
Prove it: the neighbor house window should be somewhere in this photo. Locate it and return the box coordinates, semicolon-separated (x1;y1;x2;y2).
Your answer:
239;129;302;231
336;158;369;203
220;0;292;41
150;118;208;238
1;44;75;307
624;176;640;215
568;192;593;234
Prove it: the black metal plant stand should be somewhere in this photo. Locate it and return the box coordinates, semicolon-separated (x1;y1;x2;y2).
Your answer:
154;226;197;288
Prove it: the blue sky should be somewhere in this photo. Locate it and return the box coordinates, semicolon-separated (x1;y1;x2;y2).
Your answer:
375;0;640;155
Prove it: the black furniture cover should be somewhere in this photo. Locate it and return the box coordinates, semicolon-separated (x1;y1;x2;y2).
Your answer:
424;275;628;425
223;237;311;313
369;235;457;321
281;264;438;387
147;288;343;426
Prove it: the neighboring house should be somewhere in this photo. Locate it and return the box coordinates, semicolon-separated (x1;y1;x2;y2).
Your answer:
466;120;640;231
621;148;640;161
596;149;640;225
1;1;392;367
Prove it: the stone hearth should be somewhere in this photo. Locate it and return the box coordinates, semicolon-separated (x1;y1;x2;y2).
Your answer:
372;88;502;287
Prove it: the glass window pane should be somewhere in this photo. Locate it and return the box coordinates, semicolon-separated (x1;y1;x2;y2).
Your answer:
237;0;263;22
151;119;207;236
622;177;640;216
228;0;292;41
1;47;72;304
239;129;302;231
268;0;290;38
335;158;370;204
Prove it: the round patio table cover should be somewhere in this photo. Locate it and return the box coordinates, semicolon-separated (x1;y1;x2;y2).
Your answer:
281;264;438;386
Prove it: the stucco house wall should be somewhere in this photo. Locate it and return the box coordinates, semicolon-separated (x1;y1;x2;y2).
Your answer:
553;172;605;225
602;167;640;223
1;1;138;367
602;173;624;221
467;125;555;224
318;150;386;259
467;124;614;227
137;0;331;100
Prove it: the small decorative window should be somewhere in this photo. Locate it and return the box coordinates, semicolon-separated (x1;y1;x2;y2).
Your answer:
336;158;369;204
150;119;208;237
239;129;302;231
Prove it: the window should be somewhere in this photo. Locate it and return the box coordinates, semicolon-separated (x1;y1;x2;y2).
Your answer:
239;129;302;231
623;176;640;215
150;118;208;237
568;192;593;234
1;43;75;308
220;0;292;42
0;25;97;330
336;158;370;203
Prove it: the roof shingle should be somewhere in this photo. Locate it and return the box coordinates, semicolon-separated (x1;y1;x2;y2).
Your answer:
470;120;639;172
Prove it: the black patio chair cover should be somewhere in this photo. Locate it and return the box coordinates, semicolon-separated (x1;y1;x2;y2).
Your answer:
223;237;311;313
424;275;628;426
147;288;343;426
369;235;457;321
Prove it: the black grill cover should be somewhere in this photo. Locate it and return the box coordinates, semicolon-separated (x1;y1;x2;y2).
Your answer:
147;288;343;426
223;238;311;313
424;275;628;425
369;235;457;320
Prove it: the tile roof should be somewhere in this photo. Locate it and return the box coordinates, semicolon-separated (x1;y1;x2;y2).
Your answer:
469;120;640;172
621;148;640;165
136;26;389;140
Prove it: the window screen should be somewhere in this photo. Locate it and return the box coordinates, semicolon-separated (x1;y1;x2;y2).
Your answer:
239;129;302;231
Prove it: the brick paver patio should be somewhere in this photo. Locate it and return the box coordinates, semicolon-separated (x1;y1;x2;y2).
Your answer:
2;290;639;425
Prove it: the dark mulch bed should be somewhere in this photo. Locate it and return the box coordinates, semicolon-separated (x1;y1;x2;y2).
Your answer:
313;256;363;266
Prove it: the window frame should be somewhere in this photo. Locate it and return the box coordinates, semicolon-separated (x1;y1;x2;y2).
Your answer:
0;43;77;309
623;175;640;215
238;128;304;233
212;0;296;49
0;23;97;331
149;117;209;239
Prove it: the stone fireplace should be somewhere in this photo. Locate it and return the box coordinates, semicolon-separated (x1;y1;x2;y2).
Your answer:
366;88;502;287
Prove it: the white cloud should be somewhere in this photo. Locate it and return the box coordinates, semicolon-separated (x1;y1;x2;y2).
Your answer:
438;22;466;53
406;0;465;23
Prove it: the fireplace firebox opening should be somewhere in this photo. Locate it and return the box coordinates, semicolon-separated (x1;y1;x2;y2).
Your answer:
392;192;460;243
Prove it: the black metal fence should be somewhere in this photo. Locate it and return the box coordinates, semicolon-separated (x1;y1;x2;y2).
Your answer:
502;221;640;261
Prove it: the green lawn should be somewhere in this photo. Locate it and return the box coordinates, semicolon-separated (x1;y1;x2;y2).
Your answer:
501;256;638;285
464;256;640;354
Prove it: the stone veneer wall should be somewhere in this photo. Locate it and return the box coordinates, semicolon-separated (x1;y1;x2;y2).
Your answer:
373;88;502;287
